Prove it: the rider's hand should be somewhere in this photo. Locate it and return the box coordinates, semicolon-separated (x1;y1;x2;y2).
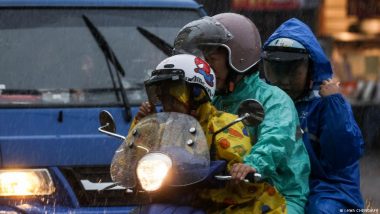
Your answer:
319;79;341;97
230;163;256;183
135;101;156;121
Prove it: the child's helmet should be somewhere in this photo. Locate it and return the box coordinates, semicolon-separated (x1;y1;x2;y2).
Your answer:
145;54;216;107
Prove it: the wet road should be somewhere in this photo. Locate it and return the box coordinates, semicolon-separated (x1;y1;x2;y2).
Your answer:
360;148;380;212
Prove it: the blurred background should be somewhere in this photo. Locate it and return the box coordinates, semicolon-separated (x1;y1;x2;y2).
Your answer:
196;0;380;210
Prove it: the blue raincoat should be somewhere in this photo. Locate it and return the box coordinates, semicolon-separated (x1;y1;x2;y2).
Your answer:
264;18;364;213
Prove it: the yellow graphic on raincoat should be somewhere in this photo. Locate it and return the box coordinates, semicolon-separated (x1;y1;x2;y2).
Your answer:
194;102;286;214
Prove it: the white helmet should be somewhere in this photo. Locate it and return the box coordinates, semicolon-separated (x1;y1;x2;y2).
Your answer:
145;54;216;102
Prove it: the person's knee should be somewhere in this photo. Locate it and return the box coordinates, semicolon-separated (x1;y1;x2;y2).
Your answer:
306;198;345;214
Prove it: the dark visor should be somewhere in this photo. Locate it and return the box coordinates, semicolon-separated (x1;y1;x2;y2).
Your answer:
263;57;309;80
145;79;187;105
262;50;308;62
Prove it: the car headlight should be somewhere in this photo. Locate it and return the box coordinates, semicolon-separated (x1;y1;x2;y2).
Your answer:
136;153;172;192
0;169;55;196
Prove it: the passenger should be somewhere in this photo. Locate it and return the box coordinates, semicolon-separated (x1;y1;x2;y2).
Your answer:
135;54;286;213
262;18;364;213
173;13;310;213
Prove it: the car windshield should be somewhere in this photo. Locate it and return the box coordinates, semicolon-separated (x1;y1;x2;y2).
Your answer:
0;8;200;107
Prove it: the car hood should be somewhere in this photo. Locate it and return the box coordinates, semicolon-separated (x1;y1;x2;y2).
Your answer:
0;107;137;167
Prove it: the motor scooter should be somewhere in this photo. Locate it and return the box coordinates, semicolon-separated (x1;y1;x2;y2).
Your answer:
97;99;265;212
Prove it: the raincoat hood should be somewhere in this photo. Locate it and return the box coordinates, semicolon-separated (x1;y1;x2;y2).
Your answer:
264;18;332;89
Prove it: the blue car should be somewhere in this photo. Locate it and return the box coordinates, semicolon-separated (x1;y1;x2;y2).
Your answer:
0;0;206;212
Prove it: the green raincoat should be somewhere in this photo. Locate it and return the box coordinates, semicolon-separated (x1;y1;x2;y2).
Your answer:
213;72;311;214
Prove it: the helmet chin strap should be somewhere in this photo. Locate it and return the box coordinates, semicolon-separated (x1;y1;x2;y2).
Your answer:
227;67;239;93
216;63;258;95
214;65;238;95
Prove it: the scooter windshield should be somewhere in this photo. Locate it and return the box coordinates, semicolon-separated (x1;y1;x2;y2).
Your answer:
110;112;210;189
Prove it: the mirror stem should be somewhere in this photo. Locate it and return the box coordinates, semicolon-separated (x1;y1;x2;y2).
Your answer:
98;125;126;141
215;113;249;136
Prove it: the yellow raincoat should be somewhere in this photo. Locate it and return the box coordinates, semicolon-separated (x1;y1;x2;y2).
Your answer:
193;102;286;214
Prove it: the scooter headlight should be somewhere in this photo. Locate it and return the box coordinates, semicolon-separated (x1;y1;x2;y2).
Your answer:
0;169;55;196
136;153;172;192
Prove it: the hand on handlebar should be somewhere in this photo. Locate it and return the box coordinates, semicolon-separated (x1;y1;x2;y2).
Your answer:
135;101;156;121
230;163;257;183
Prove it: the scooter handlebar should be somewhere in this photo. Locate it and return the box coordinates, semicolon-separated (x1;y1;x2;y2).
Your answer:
214;173;262;183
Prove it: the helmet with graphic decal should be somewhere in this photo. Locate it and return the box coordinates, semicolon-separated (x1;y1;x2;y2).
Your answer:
173;13;261;73
145;54;216;112
262;37;311;100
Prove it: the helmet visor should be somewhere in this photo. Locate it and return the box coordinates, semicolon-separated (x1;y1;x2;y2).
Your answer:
263;54;309;86
173;16;232;57
262;50;308;62
145;80;190;108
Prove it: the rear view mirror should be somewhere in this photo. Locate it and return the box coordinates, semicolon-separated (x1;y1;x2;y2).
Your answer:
237;99;265;127
99;110;116;133
211;99;265;160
